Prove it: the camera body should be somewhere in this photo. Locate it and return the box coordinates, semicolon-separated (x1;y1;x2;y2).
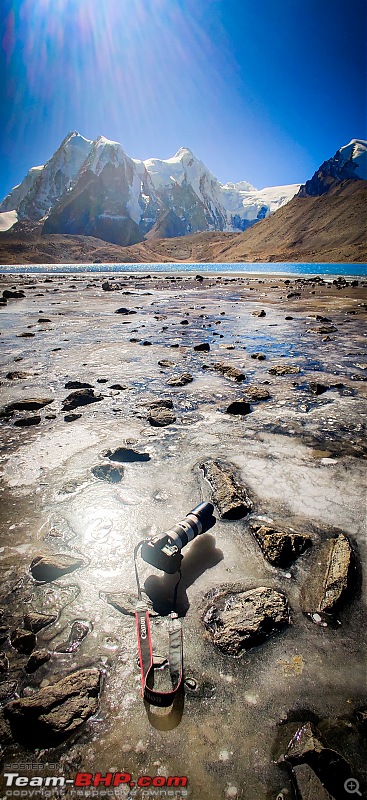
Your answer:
141;502;216;573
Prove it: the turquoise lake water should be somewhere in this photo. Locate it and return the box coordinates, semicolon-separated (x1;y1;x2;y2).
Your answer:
1;261;366;276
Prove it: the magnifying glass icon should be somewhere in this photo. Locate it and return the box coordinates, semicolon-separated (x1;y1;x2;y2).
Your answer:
344;778;362;796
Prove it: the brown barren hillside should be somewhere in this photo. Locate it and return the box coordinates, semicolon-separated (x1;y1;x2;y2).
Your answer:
0;179;365;264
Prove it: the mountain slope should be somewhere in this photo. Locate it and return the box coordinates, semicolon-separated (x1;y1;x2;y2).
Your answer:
199;180;367;262
0;180;365;264
0;133;300;242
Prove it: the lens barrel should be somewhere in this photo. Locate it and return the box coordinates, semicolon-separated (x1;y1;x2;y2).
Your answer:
141;502;216;573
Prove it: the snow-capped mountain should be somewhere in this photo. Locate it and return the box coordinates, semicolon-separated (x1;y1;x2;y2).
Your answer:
2;132;93;221
0;165;43;213
1;133;364;245
298;139;366;197
0;133;301;242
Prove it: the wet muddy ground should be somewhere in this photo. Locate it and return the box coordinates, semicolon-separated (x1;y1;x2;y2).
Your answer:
0;271;366;800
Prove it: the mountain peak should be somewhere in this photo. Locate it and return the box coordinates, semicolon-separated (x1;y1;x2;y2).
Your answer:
174;146;197;161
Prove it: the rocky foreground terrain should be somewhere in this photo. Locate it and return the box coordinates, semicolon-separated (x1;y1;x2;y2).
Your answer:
0;271;366;800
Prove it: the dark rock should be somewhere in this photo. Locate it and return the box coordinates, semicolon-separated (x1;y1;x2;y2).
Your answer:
292;764;333;799
199;459;252;519
115;307;137;315
109;383;127;390
30;553;84;582
105;447;150;463
24;611;57;633
310;325;338;334
62;388;103;411
64;380;93;389
1;398;53;416
37;317;51;323
3;289;25;299
250;523;312;567
147;399;176;427
252;309;266;317
195;275;204;281
250;352;266;360
149;399;174;410
282;721;353;800
5;371;29;380
268;364;301;375
14;415;41;427
102;281;118;291
10;628;36;655
201;585;290;655
64;413;82;422
285;315;294;320
167;372;193;386
213;362;247;381
148;407;176;426
194;342;210;352
244;385;271;402
141;340;152;346
4;667;102;747
0;681;18;703
310;325;338;333
300;534;352;619
55;620;90;653
91;463;124;483
225;400;251;416
0;652;9;673
158;359;175;367
287;292;301;299
17;332;35;337
96;377;108;383
309;382;329;395
25;649;51;673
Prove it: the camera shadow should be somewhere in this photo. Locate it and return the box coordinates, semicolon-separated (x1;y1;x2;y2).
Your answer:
144;533;223;616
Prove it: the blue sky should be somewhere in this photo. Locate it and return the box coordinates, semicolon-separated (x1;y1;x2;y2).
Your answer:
0;0;366;200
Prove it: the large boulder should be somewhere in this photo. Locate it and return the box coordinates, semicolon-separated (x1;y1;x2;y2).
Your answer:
201;585;290;655
0;398;53;416
24;611;57;633
10;628;36;655
300;534;352;619
250;523;312;567
147;399;176;427
62;388;103;411
199;459;252;519
292;764;334;799
281;721;354;800
213;362;246;382
4;668;102;747
30;553;84;582
268;364;300;375
167;373;193;387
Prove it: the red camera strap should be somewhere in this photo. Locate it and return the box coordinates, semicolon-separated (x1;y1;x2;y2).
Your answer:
135;605;183;707
134;542;184;707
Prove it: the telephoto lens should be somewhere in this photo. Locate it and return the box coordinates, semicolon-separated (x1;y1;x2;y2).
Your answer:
141;502;216;573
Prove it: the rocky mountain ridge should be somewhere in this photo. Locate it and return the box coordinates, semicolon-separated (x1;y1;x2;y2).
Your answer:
0;132;300;243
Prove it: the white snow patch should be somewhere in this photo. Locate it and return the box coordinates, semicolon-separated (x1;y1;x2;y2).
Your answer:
0;209;18;231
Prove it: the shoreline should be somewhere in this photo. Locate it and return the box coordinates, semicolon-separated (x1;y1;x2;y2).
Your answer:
1;259;366;280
